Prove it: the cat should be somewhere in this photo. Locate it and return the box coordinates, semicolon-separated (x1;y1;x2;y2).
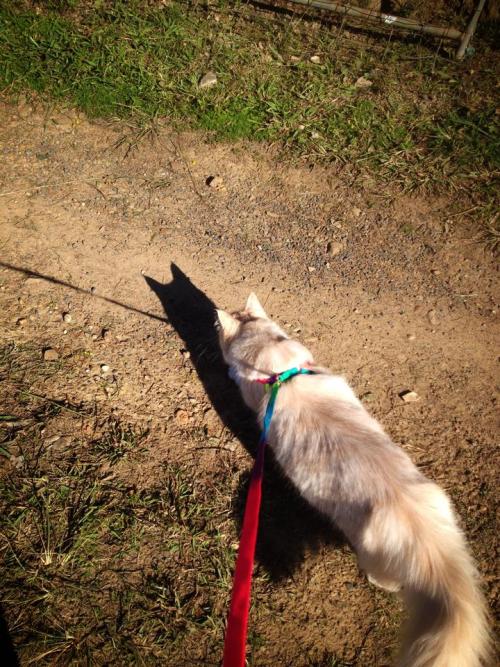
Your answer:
216;293;491;667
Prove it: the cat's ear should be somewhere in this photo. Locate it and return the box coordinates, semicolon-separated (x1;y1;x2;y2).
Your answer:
245;292;267;318
216;309;240;340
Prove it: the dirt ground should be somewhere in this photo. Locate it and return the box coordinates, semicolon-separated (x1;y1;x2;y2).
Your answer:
0;100;498;665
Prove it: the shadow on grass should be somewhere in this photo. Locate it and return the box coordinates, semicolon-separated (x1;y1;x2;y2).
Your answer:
0;603;19;667
145;263;344;581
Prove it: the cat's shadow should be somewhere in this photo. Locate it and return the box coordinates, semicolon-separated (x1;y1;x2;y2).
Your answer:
145;264;344;580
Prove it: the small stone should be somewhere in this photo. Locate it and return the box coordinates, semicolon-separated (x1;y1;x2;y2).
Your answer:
307;266;316;272
289;55;300;63
352;207;362;217
175;409;191;427
90;286;96;294
203;408;221;436
399;390;420;403
45;435;61;445
63;312;72;323
43;348;59;362
206;175;224;190
199;71;218;89
427;309;438;326
355;76;373;88
310;55;321;64
102;328;110;339
11;455;25;469
100;364;110;373
407;334;416;341
361;391;374;402
311;131;320;139
16;317;27;327
326;241;345;257
55;435;72;449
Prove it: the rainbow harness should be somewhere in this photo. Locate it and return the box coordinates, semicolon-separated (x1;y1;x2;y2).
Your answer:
222;367;316;667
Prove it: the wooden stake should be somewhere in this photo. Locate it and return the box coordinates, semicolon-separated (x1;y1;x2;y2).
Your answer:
456;0;487;60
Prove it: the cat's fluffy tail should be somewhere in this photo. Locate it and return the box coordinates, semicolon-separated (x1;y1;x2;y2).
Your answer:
363;482;491;667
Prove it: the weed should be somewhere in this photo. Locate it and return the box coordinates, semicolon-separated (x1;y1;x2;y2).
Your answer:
91;417;147;464
0;0;498;215
0;343;240;665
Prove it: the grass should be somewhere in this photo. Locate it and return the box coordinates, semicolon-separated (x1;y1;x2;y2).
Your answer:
0;340;384;666
0;0;498;213
0;342;239;665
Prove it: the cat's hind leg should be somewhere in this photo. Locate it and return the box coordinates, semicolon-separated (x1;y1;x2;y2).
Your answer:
356;549;402;593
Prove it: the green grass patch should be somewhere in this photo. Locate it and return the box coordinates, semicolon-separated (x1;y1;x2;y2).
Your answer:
0;1;498;227
0;342;238;665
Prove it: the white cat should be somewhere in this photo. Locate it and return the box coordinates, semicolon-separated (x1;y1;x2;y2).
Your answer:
216;293;491;667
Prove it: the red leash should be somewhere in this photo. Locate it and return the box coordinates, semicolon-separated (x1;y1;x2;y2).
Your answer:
221;435;266;667
222;368;315;667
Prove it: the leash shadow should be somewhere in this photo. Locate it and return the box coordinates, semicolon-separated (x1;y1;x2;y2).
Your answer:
145;263;345;581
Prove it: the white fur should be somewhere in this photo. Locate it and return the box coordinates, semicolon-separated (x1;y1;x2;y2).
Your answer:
216;295;491;667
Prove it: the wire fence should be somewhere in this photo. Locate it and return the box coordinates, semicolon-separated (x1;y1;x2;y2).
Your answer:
263;0;489;62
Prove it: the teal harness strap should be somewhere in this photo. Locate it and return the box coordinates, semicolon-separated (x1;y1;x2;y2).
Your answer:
258;367;316;443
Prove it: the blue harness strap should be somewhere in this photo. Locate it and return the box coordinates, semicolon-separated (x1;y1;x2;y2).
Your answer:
257;367;316;443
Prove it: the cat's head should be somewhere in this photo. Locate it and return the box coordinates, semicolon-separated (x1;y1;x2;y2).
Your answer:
216;293;314;382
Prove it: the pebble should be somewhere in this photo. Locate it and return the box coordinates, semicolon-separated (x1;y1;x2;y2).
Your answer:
11;455;25;470
175;409;191;427
100;364;110;373
206;175;224;190
399;390;420;403
44;435;61;445
351;206;362;217
326;241;344;257
407;333;416;341
63;312;72;323
355;76;373;88
43;348;59;362
427;309;438;326
16;317;27;327
199;71;218;89
310;55;321;64
307;266;316;272
203;408;221;436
